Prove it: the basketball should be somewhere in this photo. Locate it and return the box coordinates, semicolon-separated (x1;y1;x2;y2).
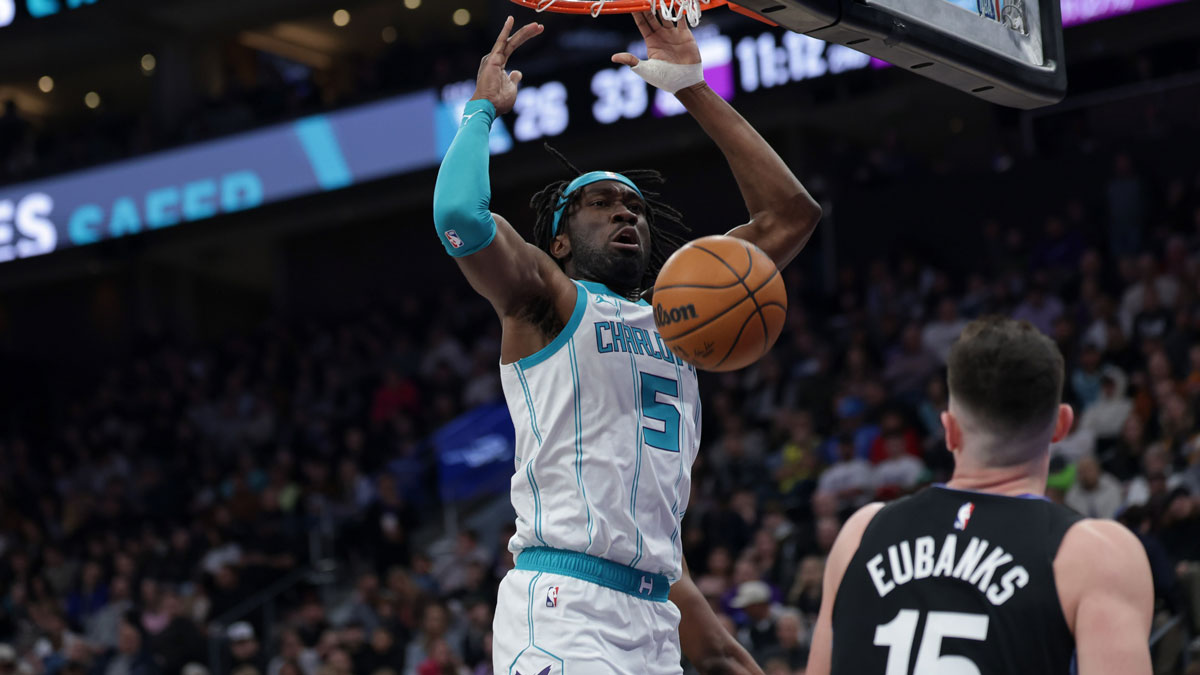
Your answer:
652;235;787;372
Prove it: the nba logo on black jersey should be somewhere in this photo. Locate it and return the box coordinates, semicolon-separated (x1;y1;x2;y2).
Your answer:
954;501;975;530
546;586;559;607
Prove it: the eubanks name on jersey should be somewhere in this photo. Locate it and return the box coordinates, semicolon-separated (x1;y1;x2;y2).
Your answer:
865;528;1030;606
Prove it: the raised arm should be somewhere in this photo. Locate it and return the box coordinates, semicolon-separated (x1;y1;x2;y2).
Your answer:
432;17;575;321
1055;519;1154;675
613;13;822;270
671;556;763;675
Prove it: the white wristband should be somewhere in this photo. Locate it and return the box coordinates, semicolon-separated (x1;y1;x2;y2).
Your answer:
630;59;705;94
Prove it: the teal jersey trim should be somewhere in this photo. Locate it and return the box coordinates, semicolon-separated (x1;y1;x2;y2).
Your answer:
576;279;650;306
567;338;594;552
517;547;671;603
515;282;587;370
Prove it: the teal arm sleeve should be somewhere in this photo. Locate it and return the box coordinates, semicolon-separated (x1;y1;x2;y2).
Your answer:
433;99;498;257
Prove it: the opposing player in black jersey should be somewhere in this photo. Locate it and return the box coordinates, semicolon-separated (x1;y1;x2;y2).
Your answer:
806;317;1153;675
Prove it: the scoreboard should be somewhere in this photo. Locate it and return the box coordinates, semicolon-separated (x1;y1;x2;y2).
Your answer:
0;0;99;27
436;24;874;154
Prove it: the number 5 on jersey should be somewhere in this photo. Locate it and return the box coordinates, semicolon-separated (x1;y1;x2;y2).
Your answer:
639;372;680;453
874;610;989;675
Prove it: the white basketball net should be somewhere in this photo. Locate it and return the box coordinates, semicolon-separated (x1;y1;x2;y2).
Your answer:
533;0;713;26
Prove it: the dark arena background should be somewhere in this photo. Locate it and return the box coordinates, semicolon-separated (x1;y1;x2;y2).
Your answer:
1;0;1200;673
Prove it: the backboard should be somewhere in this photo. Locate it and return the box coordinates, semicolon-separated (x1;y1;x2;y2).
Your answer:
729;0;1067;108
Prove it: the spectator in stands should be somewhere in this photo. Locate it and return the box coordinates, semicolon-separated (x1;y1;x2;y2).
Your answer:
1071;344;1104;409
435;531;491;597
336;573;381;634
361;626;406;674
227;621;268;674
786;556;823;623
338;621;369;674
1065;455;1124;519
66;562;109;629
757;608;809;673
1012;283;1064;336
770;410;822;504
86;576;132;650
729;581;779;660
871;427;927;499
95;620;159;675
1079;366;1133;442
415;638;467;675
1132;285;1173;343
922;298;968;365
1127;446;1188;508
816;434;873;512
403;604;459;675
458;599;491;670
882;323;939;401
265;629;316;672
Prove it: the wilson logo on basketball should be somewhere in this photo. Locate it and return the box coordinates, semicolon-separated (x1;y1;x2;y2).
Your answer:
655;303;697;326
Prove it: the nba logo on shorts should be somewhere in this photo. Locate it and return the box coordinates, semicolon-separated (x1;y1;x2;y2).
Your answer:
445;230;464;249
954;502;975;530
546;586;559;607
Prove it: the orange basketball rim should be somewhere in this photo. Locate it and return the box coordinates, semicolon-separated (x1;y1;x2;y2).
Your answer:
508;0;725;16
507;0;777;26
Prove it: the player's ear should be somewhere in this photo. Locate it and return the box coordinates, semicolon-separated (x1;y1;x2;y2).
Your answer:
941;410;961;453
550;231;571;260
1049;404;1074;443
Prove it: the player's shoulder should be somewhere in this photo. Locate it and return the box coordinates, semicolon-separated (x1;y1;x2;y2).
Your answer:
1057;518;1147;575
1054;518;1153;633
830;502;886;558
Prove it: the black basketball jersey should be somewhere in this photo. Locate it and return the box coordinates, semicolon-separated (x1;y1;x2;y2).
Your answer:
830;485;1083;675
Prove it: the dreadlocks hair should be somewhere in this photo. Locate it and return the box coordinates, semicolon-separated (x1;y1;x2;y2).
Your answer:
529;143;691;296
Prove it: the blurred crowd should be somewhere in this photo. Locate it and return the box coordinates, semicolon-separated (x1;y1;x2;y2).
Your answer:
2;118;1200;675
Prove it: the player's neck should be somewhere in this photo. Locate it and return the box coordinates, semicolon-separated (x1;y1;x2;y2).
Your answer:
945;456;1049;498
571;272;640;302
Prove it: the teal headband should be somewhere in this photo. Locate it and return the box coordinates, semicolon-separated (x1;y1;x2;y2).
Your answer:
552;171;645;236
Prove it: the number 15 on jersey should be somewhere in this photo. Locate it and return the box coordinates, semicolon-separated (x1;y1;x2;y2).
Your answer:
874;610;989;675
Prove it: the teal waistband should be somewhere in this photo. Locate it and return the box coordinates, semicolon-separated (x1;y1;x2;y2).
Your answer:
515;547;671;603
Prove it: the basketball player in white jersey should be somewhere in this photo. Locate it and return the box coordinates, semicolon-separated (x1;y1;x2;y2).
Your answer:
806;317;1154;675
432;13;821;675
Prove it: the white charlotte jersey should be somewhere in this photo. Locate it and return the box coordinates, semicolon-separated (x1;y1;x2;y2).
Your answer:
499;279;702;582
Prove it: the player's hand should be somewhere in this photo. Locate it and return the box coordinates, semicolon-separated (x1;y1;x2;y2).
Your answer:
471;16;543;115
612;11;702;68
